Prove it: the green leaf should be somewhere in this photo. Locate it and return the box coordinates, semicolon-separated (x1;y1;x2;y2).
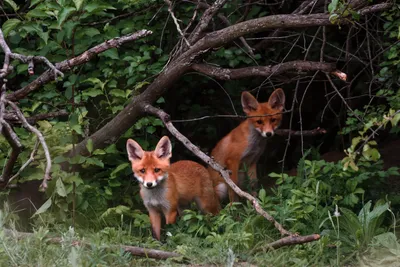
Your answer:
30;0;43;7
109;89;126;98
85;2;116;13
146;126;156;134
58;7;76;27
26;8;49;19
73;0;84;10
100;48;119;60
80;27;100;37
93;149;106;155
32;198;52;217
82;89;103;97
258;188;266;200
110;163;130;178
86;139;94;153
391;113;400;127
56;178;67;197
86;157;104;168
5;0;19;11
2;19;21;37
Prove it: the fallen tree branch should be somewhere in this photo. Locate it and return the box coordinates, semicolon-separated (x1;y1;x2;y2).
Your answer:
192;61;337;80
7;29;153;101
2;229;181;260
143;103;293;236
6;101;52;190
267;234;321;250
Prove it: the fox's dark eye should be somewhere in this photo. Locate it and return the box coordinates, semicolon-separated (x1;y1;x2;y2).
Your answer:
140;168;145;173
256;120;263;125
154;168;160;173
271;118;276;123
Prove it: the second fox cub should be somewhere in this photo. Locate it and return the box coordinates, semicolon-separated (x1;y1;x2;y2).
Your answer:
126;136;219;240
209;89;286;203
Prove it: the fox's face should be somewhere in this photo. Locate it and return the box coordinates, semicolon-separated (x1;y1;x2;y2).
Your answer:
126;136;172;189
241;89;286;137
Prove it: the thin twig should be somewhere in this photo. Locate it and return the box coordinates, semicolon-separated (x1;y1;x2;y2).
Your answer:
144;104;293;236
6;101;52;190
325;73;362;122
164;0;191;47
6;139;40;187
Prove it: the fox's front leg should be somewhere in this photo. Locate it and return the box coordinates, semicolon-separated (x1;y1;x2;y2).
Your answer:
248;163;259;196
148;209;162;240
226;159;240;203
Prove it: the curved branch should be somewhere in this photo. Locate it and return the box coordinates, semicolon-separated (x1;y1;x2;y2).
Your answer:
7;29;153;101
192;61;336;80
6;101;52;190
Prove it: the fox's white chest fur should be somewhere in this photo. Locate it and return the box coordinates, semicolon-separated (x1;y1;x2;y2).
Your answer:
241;124;267;165
141;184;171;211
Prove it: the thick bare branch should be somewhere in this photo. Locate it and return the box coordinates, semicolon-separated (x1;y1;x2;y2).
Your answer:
144;104;293;236
192;61;337;80
6;101;52;190
7;30;153;101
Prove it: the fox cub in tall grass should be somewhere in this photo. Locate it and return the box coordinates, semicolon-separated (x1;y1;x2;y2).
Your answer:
208;89;286;203
126;136;220;240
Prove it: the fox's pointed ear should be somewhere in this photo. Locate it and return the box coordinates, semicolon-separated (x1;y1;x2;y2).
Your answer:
126;139;144;161
241;91;259;114
268;88;285;111
155;136;172;159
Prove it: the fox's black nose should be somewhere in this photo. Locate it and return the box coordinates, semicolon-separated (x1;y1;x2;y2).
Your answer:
266;132;272;137
146;182;153;187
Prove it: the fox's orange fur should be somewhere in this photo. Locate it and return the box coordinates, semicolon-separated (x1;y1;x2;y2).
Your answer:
208;89;286;203
126;136;219;240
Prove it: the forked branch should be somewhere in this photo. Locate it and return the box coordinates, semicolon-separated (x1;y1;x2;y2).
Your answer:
7;29;153;101
6;101;52;190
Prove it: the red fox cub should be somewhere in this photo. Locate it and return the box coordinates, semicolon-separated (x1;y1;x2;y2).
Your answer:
126;136;220;240
209;89;286;203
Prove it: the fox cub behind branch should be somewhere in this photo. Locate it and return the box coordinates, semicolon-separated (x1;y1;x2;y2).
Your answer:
208;88;286;203
126;136;220;240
